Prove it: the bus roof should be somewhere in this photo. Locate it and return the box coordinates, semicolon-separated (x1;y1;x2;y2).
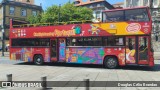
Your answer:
103;6;149;12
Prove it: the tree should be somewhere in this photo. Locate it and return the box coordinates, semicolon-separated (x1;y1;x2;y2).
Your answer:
28;14;42;24
28;3;93;24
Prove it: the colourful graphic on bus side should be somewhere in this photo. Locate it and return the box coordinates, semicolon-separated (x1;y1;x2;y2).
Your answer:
66;48;105;64
10;47;135;65
11;48;32;62
65;47;128;65
59;39;66;62
10;48;50;62
88;24;100;35
72;25;82;34
118;48;136;64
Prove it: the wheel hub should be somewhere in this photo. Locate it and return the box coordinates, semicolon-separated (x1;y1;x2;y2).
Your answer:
107;58;116;68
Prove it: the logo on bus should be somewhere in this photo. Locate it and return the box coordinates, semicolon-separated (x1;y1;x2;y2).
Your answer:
126;23;141;33
72;25;82;34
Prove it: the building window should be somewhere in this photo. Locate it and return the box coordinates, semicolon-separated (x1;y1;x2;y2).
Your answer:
126;0;132;7
9;6;15;15
97;4;101;7
89;5;93;8
21;9;27;16
74;1;80;5
0;8;2;14
153;0;159;7
96;11;101;19
132;0;139;7
143;0;149;6
90;0;95;2
32;10;37;16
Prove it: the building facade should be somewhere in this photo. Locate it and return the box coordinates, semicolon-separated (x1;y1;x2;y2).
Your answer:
124;0;160;8
112;2;124;9
0;0;42;50
74;0;114;21
9;0;34;4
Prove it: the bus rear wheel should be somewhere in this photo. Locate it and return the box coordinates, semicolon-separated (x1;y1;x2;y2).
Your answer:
34;55;43;65
104;56;118;69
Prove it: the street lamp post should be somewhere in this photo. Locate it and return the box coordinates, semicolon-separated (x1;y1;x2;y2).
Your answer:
1;0;6;56
1;28;4;56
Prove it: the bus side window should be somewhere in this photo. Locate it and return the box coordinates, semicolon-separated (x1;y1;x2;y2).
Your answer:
66;38;71;46
139;37;148;51
130;15;137;21
127;38;135;50
103;38;108;46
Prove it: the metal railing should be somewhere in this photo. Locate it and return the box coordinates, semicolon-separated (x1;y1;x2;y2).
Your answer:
12;20;92;28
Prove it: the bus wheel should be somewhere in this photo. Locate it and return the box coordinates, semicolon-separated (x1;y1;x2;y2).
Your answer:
34;55;43;65
104;56;118;69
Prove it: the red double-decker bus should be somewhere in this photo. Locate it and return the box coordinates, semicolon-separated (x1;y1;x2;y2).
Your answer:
9;7;154;69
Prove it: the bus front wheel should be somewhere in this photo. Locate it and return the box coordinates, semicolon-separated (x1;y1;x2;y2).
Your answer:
104;56;118;69
34;55;43;65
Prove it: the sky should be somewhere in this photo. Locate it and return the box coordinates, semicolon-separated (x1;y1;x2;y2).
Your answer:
35;0;124;10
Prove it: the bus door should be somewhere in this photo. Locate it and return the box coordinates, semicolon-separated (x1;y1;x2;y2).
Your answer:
138;36;149;65
58;38;66;62
126;36;137;64
126;36;149;65
50;39;58;61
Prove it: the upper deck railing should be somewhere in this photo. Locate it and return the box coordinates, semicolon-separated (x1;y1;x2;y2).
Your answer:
12;20;93;28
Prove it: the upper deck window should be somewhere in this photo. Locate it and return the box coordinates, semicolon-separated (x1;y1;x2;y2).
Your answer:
103;8;149;22
143;0;149;6
105;10;124;22
125;8;149;22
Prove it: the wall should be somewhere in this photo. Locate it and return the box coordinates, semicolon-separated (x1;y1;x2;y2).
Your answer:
13;0;34;4
3;3;41;39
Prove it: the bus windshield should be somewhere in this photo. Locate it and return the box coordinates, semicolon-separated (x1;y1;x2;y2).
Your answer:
103;8;149;22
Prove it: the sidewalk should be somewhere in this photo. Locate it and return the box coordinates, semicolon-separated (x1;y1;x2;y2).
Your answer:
0;52;9;57
154;52;160;60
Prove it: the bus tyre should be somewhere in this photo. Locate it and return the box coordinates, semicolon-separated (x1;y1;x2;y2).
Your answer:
104;56;118;69
34;55;43;65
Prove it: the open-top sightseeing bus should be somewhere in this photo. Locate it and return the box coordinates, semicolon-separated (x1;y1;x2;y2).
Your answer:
9;7;154;69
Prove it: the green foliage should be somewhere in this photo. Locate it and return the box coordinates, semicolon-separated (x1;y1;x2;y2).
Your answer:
27;14;42;24
27;3;93;24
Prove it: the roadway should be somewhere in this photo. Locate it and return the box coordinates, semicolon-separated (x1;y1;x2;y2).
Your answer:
0;54;160;90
